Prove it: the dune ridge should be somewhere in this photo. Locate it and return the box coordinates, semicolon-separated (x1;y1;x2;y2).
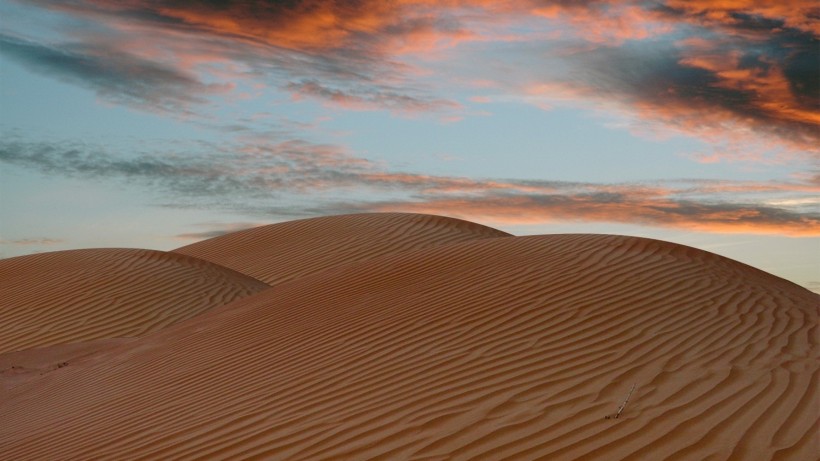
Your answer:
0;248;269;354
1;222;816;460
173;212;511;285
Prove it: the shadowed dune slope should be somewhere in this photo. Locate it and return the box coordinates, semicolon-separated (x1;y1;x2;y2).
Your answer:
2;233;817;460
0;248;269;354
173;212;510;285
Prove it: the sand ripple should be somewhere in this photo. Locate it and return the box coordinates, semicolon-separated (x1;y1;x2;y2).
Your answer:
0;215;817;460
174;212;510;285
0;248;268;353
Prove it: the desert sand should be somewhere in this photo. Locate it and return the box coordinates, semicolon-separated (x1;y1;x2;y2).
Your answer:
174;213;511;284
0;248;268;354
0;213;817;460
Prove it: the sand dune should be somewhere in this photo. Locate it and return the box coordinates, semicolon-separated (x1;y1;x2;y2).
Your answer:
173;212;510;285
0;337;135;393
1;217;816;460
0;248;268;354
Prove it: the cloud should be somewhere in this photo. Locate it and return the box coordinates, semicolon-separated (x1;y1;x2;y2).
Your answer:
0;138;260;198
618;3;818;153
2;136;817;236
13;0;469;113
353;194;819;237
0;34;229;113
9;0;817;154
531;2;674;43
522;29;819;157
24;0;471;54
656;1;820;37
286;80;458;113
465;1;819;159
0;238;64;245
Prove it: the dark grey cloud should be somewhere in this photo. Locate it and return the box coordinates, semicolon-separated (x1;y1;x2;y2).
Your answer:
0;139;259;198
721;12;819;113
653;4;818;128
573;40;750;110
0;136;402;207
782;47;819;111
0;34;224;112
564;34;820;150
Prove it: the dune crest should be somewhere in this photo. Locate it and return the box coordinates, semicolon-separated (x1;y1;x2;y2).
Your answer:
1;220;816;460
173;212;510;285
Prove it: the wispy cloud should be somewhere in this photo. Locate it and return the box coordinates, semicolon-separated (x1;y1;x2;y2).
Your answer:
0;34;229;113
12;0;468;114
286;80;458;113
353;194;819;237
2;136;817;236
0;238;64;246
0;138;260;197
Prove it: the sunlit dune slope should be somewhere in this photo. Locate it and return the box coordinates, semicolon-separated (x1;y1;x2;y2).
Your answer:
173;212;510;285
0;248;268;354
2;232;816;460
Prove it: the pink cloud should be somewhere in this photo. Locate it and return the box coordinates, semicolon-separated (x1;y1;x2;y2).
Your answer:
367;195;820;237
3;135;817;237
11;0;818;159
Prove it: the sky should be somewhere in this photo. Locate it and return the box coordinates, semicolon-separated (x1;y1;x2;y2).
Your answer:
0;0;818;292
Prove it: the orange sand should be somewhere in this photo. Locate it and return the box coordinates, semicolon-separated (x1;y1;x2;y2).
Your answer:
0;248;268;354
174;212;510;284
0;213;817;460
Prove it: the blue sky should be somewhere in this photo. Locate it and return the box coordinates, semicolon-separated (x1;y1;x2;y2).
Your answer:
1;0;818;291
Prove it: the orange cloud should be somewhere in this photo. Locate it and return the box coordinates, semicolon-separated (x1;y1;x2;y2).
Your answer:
43;0;476;54
676;34;820;130
523;35;818;160
14;0;819;157
532;3;673;43
368;195;820;237
661;0;820;36
4;135;817;237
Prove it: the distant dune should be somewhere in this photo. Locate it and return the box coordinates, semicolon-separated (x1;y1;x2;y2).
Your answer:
174;212;510;285
1;214;817;460
0;248;268;354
